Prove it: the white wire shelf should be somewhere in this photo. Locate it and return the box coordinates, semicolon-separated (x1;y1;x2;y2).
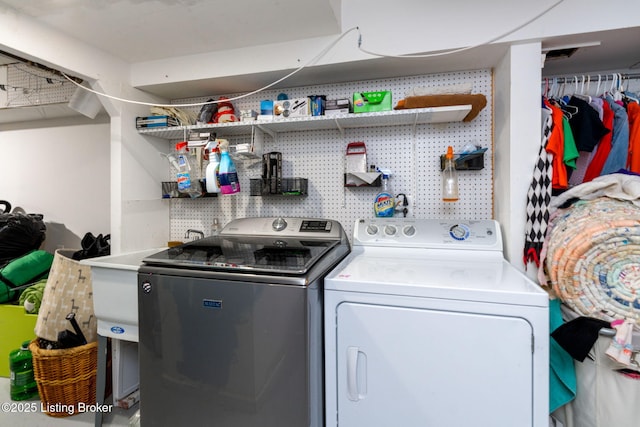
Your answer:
137;105;473;140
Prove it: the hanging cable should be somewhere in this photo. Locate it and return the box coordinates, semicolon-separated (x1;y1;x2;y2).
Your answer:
60;0;565;108
357;0;565;59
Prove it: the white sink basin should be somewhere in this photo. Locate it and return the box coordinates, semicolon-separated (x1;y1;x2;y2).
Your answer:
81;248;164;342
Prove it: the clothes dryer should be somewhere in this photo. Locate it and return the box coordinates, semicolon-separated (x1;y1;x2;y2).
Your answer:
324;218;549;427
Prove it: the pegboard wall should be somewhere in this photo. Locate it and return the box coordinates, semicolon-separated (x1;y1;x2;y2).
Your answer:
166;69;493;242
2;63;76;108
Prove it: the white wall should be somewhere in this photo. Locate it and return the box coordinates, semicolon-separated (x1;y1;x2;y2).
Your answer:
0;118;110;252
494;43;544;278
0;9;170;255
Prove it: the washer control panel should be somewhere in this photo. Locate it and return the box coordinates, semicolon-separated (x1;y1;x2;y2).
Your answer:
221;217;341;239
354;218;501;251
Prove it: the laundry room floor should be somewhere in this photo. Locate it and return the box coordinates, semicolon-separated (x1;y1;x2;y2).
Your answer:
0;377;135;426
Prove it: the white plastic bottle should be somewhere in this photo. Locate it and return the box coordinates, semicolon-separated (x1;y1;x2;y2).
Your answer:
217;139;241;195
442;146;459;202
175;142;201;198
205;141;221;194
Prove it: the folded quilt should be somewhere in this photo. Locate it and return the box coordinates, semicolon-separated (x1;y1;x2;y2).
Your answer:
550;173;640;210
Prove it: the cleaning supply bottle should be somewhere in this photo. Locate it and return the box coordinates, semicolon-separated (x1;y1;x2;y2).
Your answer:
205;140;221;194
9;340;38;401
217;139;241;194
210;218;221;236
374;169;395;217
442;146;459;202
175;141;201;198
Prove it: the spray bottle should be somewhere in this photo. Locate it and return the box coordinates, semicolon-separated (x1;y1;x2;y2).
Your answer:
175;142;201;198
374;168;395;217
442;146;459;202
217;139;241;194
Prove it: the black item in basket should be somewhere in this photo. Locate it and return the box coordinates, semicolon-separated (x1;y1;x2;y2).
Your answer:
57;313;88;349
0;212;46;267
72;233;110;261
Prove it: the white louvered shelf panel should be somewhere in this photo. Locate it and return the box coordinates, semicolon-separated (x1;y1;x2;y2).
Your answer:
137;105;472;139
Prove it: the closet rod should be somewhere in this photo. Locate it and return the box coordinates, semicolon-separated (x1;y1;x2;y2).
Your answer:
542;73;640;83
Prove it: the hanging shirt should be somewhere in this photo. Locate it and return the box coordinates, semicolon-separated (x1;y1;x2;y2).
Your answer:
589;97;604;121
524;106;554;267
627;101;640;173
544;100;568;189
600;95;630;175
583;100;614;183
568;96;610;152
562;117;579;170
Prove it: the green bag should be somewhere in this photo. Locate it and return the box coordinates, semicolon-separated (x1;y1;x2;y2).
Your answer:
0;250;54;303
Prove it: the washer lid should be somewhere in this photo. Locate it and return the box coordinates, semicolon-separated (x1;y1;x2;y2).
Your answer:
325;250;547;307
143;234;340;275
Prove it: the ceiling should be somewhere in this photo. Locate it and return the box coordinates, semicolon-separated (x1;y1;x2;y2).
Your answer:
0;0;639;100
0;0;341;64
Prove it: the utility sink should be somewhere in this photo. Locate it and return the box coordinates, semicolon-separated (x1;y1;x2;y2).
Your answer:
81;248;164;342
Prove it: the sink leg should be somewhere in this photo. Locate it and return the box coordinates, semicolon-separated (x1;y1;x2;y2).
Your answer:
95;334;107;427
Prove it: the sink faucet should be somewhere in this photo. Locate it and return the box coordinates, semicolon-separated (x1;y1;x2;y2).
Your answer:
185;229;205;240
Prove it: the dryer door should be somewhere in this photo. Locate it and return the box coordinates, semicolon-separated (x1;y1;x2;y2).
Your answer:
336;302;533;427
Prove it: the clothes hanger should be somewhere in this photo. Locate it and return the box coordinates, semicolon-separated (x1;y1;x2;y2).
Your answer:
621;74;639;103
614;73;623;102
555;77;578;118
573;75;592;103
543;77;553;99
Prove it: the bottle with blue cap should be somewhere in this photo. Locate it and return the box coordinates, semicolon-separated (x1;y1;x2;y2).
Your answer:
373;169;395;217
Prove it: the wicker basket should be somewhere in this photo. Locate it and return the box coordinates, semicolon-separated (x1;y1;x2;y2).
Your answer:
28;340;98;417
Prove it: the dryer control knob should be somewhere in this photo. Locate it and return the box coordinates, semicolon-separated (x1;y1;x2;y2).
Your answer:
384;225;397;236
272;217;287;232
403;225;416;236
449;224;470;241
366;224;379;235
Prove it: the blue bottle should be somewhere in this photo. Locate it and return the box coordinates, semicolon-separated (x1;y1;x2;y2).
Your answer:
374;173;394;217
217;139;240;195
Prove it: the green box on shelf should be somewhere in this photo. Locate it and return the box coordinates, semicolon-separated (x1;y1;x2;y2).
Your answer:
353;91;392;113
0;304;38;377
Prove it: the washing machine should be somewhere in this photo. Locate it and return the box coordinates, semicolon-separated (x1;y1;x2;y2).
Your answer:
138;217;350;427
324;218;549;427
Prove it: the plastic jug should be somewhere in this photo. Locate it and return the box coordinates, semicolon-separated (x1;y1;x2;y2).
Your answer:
9;340;38;401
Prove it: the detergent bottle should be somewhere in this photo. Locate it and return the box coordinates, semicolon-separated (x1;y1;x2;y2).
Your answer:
374;169;395;217
217;139;241;194
9;341;38;401
205;140;221;194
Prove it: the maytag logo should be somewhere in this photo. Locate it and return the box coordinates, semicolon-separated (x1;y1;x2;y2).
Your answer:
203;299;222;309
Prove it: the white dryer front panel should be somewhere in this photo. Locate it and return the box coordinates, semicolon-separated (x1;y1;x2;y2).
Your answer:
335;302;533;427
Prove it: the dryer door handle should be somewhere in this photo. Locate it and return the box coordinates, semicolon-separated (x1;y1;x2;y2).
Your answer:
346;346;367;401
